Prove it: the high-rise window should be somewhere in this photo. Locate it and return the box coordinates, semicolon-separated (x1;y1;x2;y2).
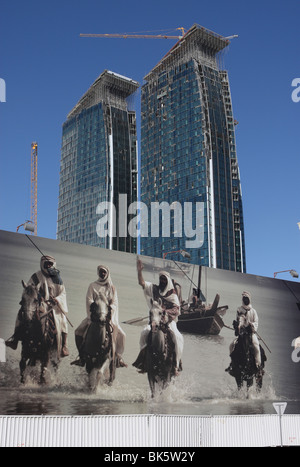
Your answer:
57;70;139;253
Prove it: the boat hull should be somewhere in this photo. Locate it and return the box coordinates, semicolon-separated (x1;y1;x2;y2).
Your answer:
177;309;226;335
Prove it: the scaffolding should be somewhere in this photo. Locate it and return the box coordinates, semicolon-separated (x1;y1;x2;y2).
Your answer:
144;24;229;82
31;142;38;236
67;70;139;120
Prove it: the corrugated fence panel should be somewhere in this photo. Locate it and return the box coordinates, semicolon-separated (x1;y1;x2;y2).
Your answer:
1;414;300;447
282;415;300;446
210;415;281;447
0;415;150;447
149;415;212;447
81;415;149;447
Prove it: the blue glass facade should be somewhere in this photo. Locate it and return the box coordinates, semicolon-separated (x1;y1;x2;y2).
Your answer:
140;25;246;272
57;71;139;252
58;104;107;247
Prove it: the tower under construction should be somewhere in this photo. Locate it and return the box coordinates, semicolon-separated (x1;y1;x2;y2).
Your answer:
57;70;139;252
140;24;246;271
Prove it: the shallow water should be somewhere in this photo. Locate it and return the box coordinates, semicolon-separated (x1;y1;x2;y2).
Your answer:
0;329;294;416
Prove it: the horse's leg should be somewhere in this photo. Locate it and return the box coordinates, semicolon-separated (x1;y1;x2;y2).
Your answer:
255;369;263;391
20;355;27;384
148;330;171;397
98;358;110;386
145;345;156;398
247;377;254;390
109;353;116;385
88;368;96;391
50;343;59;380
235;375;242;390
40;363;47;385
148;374;155;398
40;350;50;385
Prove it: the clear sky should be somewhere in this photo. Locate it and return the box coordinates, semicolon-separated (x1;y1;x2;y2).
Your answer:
0;0;299;280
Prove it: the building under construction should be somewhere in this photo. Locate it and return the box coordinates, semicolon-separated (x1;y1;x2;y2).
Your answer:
140;24;246;272
57;70;139;252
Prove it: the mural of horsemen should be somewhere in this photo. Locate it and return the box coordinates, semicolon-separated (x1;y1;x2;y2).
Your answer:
1;230;300;416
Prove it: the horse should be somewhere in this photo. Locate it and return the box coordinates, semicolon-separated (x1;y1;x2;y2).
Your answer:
19;280;58;384
80;293;116;390
228;318;266;392
146;298;177;398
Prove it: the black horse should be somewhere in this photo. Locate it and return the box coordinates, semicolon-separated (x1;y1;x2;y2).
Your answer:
228;320;266;391
146;299;177;398
19;281;58;384
80;294;116;390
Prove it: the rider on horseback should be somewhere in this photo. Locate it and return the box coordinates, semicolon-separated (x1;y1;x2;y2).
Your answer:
6;255;70;358
133;259;184;375
226;291;261;372
72;265;127;368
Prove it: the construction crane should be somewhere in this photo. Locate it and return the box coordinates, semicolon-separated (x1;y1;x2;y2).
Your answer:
30;142;38;236
80;27;186;40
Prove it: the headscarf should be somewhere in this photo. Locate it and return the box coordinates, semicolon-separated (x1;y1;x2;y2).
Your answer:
241;291;251;311
40;255;63;285
97;265;111;285
158;271;180;307
96;265;115;302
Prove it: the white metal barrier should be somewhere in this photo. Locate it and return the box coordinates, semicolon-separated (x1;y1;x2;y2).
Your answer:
1;414;300;447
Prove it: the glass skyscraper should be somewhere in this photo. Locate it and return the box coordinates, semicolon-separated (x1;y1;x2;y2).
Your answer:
140;24;246;272
57;70;139;252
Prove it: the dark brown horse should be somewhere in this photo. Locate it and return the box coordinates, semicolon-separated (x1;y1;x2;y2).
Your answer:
228;320;266;392
19;281;58;384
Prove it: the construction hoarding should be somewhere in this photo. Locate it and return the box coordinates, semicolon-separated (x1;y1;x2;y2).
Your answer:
0;229;300;420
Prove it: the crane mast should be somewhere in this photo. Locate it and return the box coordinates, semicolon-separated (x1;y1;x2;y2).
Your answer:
30;142;38;236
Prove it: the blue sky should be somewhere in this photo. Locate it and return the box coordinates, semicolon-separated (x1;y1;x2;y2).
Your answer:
0;0;299;280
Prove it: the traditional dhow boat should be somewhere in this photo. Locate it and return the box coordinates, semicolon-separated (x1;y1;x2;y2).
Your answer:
177;293;228;335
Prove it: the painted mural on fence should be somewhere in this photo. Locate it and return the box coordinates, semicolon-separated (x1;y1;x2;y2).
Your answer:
0;229;300;416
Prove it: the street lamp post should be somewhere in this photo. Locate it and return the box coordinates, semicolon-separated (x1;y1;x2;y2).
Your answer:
274;269;299;279
16;221;35;234
163;249;191;260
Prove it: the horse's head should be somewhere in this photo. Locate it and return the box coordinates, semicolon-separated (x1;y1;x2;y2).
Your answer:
237;314;253;335
149;298;167;330
90;292;110;324
20;280;41;321
236;315;253;357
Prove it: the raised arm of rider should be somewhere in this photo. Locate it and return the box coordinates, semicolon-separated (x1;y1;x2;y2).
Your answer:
137;259;145;289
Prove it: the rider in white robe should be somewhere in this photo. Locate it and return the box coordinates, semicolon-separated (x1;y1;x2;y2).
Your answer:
133;259;184;373
6;255;69;358
72;265;127;367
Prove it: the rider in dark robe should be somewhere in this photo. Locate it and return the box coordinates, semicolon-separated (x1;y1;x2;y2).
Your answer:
6;255;70;357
